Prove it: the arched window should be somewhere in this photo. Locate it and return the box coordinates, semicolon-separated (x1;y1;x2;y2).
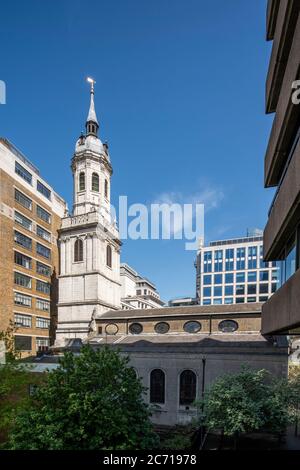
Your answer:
79;172;85;191
150;369;165;404
74;238;83;262
106;244;112;267
92;173;99;192
104;179;108;199
180;370;196;406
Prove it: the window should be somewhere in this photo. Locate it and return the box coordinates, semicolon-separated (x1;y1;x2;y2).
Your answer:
104;179;108;198
15;335;32;351
224;297;233;304
14;251;32;270
203;299;211;305
36;298;50;312
248;271;257;282
36;261;51;277
260;271;269;282
247;284;256;295
106;244;112;268
36;225;51;242
214;274;222;284
36;205;51;224
15;189;32;210
236;284;244;295
259;245;268;268
225;248;234;271
14;272;32;289
236;248;245;270
236;297;245;303
150;369;165;404
36;337;49;350
36;317;50;329
259;284;269;294
247;297;256;303
129;323;143;334
236;272;245;283
214;286;222;297
272;282;277;293
184;321;201;333
74;239;83;262
36;280;50;294
37;243;51;259
203;275;211;285
203;251;212;273
248;246;257;269
154;322;169;334
37;181;51;199
92;173;99;192
15;162;32;184
213;298;222;305
214;250;223;272
15;313;32;328
14;231;32;250
14;211;32;230
14;292;32;307
225;273;234;284
79;172;85;191
272;270;279;281
180;370;196;406
218;319;238;332
259;296;268;302
225;285;233;296
203;287;211;297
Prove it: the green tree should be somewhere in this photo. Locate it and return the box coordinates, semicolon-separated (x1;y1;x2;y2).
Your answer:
196;366;291;445
9;346;159;450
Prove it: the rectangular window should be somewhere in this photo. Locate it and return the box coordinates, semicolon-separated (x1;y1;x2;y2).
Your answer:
15;161;32;184
37;181;51;199
248;271;257;282
14;292;32;307
236;297;245;303
36;280;50;295
271;282;277;293
259;295;268;302
236;284;245;295
214;286;222;297
225;285;233;296
14;313;32;328
36;205;51;224
36;337;49;350
203;274;211;285
14;189;32;210
236;248;245;270
15;335;32;351
36;243;51;259
271;270;279;281
36;298;50;312
225;248;234;271
203;287;211;297
247;284;257;295
14;251;32;270
259;245;268;268
213;298;222;305
236;272;245;283
214;250;223;272
14;230;32;250
214;274;222;284
36;261;51;277
203;251;212;273
225;273;234;284
203;299;211;305
247;297;257;303
14;211;32;231
248;246;257;269
224;297;233;304
259;284;269;294
36;225;51;242
36;317;50;329
14;271;32;289
259;271;269;282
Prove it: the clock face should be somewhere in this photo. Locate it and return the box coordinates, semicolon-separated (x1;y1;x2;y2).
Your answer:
105;323;119;335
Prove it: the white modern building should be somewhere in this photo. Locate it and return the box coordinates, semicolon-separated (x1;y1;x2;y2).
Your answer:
195;231;279;306
120;263;165;310
55;80;122;345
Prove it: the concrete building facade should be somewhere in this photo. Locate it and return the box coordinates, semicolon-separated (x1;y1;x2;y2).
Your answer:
262;1;300;335
0;138;66;356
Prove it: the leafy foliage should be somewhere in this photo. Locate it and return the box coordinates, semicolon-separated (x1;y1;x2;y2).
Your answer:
0;321;20;361
196;366;291;437
9;346;159;450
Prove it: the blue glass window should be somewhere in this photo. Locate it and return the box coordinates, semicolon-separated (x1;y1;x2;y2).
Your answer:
214;274;222;284
225;273;234;284
225;248;234;271
236;297;245;303
203;251;212;273
259;246;268;268
236;284;244;295
259;271;269;282
203;287;211;297
37;181;51;200
224;297;233;304
248;246;257;269
247;297;256;303
225;285;233;296
214;250;223;272
214;286;222;297
203;275;211;285
236;272;245;283
15;162;32;185
213;298;222;305
259;284;268;294
247;284;256;295
203;299;211;305
248;271;257;282
236;248;245;270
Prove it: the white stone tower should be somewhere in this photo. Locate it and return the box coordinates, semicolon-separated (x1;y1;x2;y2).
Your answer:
55;79;121;345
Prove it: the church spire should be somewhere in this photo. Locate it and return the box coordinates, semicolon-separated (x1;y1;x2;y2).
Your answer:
86;77;99;137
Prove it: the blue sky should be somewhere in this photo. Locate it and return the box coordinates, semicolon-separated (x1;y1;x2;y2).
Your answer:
0;0;275;302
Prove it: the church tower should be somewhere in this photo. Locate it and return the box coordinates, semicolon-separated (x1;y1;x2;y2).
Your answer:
55;79;121;345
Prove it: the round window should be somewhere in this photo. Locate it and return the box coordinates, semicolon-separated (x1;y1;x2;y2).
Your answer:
105;323;119;335
218;319;238;333
154;322;170;334
129;322;143;334
183;321;201;333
